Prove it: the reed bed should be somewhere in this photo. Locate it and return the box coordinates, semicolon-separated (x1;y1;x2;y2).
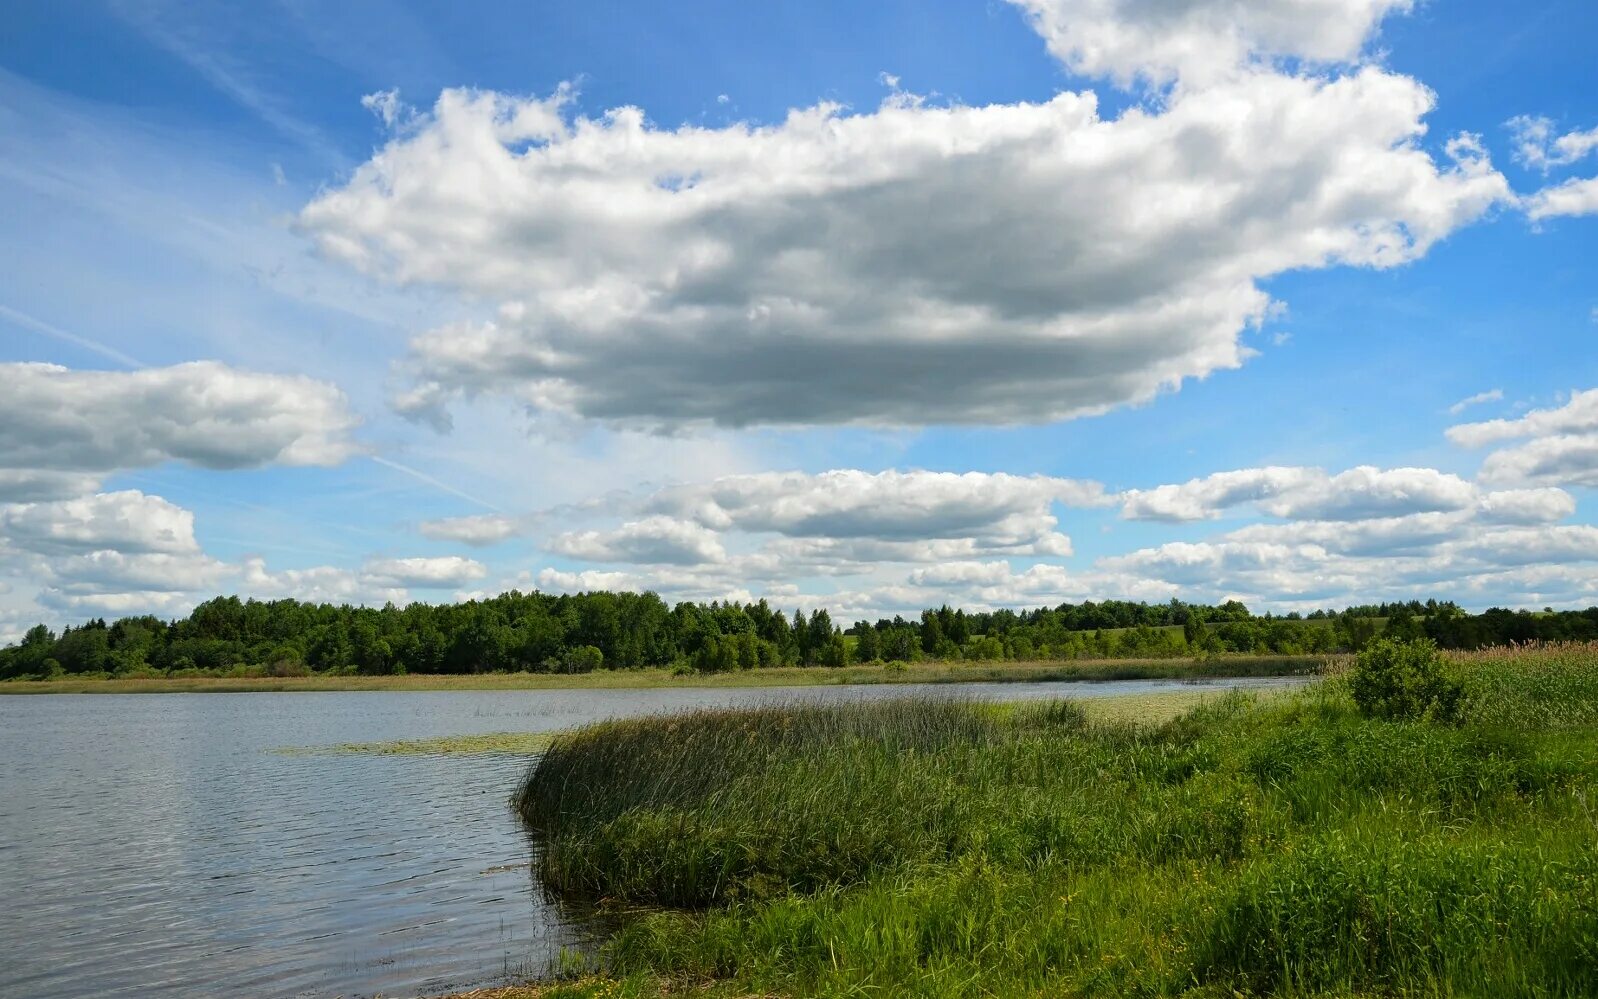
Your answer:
510;646;1598;998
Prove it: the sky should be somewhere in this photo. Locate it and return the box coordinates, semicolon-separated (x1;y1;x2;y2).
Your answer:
2;0;1597;640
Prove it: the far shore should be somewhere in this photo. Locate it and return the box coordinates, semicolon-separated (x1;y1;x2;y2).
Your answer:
0;654;1326;695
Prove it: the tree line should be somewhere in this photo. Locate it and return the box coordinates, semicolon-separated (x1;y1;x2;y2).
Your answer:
3;591;1596;680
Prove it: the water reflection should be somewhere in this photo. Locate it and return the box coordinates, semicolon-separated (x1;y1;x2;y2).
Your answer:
0;676;1303;998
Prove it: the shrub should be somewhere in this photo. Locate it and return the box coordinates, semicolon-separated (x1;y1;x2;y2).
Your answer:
561;645;605;673
1350;637;1464;723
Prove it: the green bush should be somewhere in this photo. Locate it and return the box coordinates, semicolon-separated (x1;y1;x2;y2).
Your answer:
1349;637;1464;723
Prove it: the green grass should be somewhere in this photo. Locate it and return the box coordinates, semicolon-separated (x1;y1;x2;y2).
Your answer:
504;643;1598;998
0;654;1324;694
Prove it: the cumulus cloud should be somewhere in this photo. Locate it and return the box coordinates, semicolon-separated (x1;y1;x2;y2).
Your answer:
0;362;362;474
418;513;523;545
1011;0;1413;87
547;515;727;565
1477;488;1577;525
1525;176;1598;221
534;567;647;594
1455;525;1598;569
1222;512;1471;557
39;552;230;599
360;556;487;588
1265;467;1478;521
0;470;104;503
765;533;1073;565
646;470;1102;549
35;589;206;618
1100;518;1598;609
1121;466;1478;522
0;491;226;619
240;558;407;606
1120;467;1316;521
1450;389;1598;486
1509;117;1598;220
1449;389;1598;447
822;560;1187;619
1476;436;1598;488
527;565;793;607
0;491;199;555
238;555;489;604
300;67;1505;431
907;560;1016;588
1507;115;1598;171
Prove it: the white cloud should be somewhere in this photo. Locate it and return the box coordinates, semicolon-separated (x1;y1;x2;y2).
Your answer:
1507;115;1598;171
1511;111;1598;222
417;513;523;545
1476;435;1598;488
1264;466;1478;521
907;560;1015;587
1448;388;1503;415
527;564;790;607
646;470;1102;549
822;560;1186;619
41;551;230;596
1121;465;1477;522
360;555;487;588
1525;176;1598;221
766;533;1073;565
1011;0;1413;87
1455;525;1598;569
1477;488;1577;525
239;558;408;606
1121;466;1317;521
36;589;204;618
534;567;647;594
1450;389;1598;486
1449;389;1598;447
300;68;1505;430
0;470;104;503
0;491;225;620
0;362;362;474
547;515;728;565
361;88;407;127
1101;520;1598;608
1222;512;1470;557
0;491;199;555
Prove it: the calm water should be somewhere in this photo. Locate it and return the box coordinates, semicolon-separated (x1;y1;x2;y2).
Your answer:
0;676;1304;999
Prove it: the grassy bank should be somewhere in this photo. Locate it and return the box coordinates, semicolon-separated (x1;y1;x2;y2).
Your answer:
504;642;1598;998
0;654;1323;694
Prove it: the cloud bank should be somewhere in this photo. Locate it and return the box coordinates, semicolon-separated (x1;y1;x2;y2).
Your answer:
300;0;1504;432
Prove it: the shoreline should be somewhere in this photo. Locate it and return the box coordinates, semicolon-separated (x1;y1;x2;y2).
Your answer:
0;655;1326;695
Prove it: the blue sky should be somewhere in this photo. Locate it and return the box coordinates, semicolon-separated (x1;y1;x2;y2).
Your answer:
2;0;1597;637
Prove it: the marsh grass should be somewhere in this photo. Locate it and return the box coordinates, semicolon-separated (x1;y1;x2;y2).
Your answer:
510;644;1598;998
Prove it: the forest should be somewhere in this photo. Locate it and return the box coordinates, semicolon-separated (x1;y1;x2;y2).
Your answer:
3;590;1597;680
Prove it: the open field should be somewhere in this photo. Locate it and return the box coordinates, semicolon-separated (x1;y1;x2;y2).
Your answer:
492;641;1598;999
0;655;1325;694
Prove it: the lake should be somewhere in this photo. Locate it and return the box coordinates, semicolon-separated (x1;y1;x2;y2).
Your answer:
0;676;1305;998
